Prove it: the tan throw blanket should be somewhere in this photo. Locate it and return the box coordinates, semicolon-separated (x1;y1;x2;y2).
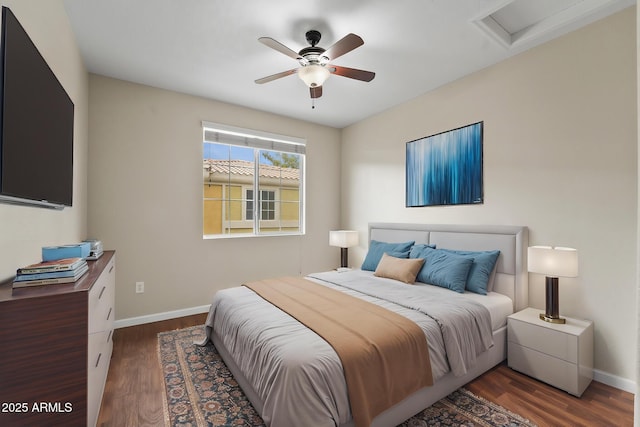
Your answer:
244;277;433;427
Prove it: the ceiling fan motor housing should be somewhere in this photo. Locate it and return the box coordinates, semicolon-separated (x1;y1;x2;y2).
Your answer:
299;46;326;63
299;30;328;65
305;30;322;46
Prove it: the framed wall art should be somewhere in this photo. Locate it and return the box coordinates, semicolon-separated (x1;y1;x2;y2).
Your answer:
406;121;483;207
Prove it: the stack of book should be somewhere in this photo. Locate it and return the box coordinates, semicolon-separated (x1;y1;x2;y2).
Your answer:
13;257;89;288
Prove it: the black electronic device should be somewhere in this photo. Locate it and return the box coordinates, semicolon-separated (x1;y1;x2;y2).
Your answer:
0;6;74;209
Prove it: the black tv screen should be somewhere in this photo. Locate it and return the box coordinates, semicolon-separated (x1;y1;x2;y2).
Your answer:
0;6;74;208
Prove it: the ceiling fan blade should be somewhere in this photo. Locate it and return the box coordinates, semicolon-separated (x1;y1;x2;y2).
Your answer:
323;33;364;61
255;68;298;84
310;86;323;99
258;37;303;61
329;65;375;82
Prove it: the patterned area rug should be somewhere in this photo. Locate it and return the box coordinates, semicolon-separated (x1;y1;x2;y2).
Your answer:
159;326;536;427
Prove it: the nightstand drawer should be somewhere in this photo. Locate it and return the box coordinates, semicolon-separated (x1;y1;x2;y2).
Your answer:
508;317;577;363
509;342;586;396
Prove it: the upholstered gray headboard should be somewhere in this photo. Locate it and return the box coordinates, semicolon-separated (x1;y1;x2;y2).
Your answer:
368;223;528;311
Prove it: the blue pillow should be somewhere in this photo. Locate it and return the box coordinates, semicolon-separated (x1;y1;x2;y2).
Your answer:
412;247;473;293
440;249;500;295
409;244;436;259
361;240;415;271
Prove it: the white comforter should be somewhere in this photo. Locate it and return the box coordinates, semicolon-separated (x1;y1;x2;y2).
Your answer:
204;270;493;427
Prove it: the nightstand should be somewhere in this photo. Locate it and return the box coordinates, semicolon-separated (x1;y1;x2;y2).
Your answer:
507;307;593;397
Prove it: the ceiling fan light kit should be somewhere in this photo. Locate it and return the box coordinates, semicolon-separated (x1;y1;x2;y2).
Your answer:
298;64;330;88
256;30;375;104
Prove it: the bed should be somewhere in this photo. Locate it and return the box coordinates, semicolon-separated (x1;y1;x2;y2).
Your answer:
203;223;528;427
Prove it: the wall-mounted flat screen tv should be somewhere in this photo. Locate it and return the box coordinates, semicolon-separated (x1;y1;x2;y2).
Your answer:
0;6;74;209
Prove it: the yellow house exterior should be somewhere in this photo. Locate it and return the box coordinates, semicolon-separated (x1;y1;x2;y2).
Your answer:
203;159;301;236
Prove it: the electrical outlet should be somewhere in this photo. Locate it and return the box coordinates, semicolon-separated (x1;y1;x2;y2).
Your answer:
135;281;144;293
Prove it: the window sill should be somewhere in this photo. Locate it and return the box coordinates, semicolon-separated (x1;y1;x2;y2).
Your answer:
203;232;305;240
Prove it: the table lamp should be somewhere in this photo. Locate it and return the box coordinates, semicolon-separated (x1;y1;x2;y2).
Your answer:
329;230;359;268
528;246;578;324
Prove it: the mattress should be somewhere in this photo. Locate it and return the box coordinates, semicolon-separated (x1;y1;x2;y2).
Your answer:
204;269;510;427
459;287;514;330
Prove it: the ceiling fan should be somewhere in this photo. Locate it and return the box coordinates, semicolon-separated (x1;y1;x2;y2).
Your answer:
255;30;375;101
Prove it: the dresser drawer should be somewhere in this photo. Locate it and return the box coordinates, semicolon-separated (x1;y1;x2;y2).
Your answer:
88;329;112;380
88;328;113;427
508;318;577;363
90;296;113;335
88;257;115;334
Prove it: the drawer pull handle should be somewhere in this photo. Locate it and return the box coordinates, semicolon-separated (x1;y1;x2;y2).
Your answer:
106;307;112;321
95;353;102;368
107;330;113;343
98;286;106;300
109;265;114;274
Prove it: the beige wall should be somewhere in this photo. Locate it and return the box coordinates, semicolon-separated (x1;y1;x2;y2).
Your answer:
0;0;88;281
87;75;341;320
636;4;639;422
341;9;637;384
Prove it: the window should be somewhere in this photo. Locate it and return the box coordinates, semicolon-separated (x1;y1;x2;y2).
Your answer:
245;189;254;220
260;190;276;220
245;189;278;221
202;122;305;238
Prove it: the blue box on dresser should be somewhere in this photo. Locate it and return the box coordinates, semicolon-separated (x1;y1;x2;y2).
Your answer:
42;242;91;261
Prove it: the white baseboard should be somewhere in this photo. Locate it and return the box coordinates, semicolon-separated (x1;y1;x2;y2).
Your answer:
114;304;211;329
594;368;636;394
115;305;637;396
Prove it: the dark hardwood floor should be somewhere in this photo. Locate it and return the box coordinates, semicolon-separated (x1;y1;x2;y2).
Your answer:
97;314;634;427
466;364;633;427
97;314;209;427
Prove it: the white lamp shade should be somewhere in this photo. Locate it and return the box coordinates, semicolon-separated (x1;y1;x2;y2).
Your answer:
298;64;330;88
329;230;359;248
528;246;578;277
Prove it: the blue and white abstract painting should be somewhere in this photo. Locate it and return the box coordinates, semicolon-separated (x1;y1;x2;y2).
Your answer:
406;122;483;207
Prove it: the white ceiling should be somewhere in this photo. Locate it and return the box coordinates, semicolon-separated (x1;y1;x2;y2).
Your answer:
63;0;634;128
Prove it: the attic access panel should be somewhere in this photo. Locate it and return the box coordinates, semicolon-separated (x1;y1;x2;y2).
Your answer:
472;0;621;48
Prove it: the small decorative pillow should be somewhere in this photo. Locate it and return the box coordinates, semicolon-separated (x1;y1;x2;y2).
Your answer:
412;247;474;293
440;249;500;295
374;253;425;284
361;240;415;271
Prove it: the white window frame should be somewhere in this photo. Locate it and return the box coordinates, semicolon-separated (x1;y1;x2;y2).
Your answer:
244;187;279;222
245;188;254;221
202;121;305;239
259;188;277;221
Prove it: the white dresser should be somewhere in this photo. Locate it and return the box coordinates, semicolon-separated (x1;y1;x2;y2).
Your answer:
507;307;593;396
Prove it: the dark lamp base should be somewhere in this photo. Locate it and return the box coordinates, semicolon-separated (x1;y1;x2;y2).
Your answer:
539;313;566;324
340;247;349;269
542;276;565;324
